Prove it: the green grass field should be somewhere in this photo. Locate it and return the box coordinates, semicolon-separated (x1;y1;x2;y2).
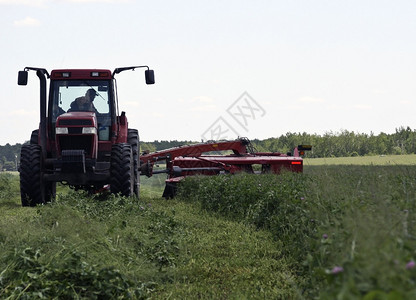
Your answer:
1;157;416;299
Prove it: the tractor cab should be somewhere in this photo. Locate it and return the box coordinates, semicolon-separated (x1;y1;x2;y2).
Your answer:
46;70;117;171
49;70;114;141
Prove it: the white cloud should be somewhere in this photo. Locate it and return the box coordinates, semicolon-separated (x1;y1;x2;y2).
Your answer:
188;104;217;112
175;96;216;106
8;109;37;117
0;0;46;6
0;0;129;5
124;101;140;108
190;96;215;104
327;104;347;110
185;96;217;112
371;89;387;95
298;96;325;103
13;17;41;27
353;104;372;110
151;112;165;118
286;104;305;110
60;0;131;2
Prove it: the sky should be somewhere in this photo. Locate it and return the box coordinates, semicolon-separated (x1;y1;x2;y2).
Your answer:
1;0;415;145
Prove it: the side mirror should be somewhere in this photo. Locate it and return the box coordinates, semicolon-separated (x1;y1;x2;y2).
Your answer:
145;69;155;85
18;70;28;86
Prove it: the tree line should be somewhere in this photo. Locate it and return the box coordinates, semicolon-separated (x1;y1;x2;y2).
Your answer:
143;127;416;158
1;126;416;170
251;126;416;158
0;143;22;171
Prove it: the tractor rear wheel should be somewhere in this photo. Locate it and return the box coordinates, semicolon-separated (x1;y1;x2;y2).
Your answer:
30;129;39;145
128;129;140;198
20;144;54;206
110;143;134;197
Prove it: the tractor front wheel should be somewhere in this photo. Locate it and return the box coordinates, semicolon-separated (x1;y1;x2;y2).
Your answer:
20;144;54;206
110;143;134;197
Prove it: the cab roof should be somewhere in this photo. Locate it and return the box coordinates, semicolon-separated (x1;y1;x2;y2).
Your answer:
51;69;112;80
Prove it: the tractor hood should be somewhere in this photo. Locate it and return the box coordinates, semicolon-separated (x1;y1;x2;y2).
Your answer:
55;112;98;159
56;112;97;127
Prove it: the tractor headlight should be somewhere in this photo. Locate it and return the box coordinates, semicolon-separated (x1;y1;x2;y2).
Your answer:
56;127;68;134
82;127;97;134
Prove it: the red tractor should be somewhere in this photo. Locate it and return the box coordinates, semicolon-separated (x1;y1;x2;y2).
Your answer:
17;66;155;206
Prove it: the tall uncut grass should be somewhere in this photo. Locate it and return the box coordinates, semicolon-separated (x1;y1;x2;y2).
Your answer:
177;166;416;299
1;164;416;299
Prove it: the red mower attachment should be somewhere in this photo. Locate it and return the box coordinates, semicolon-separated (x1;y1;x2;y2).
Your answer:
140;138;311;198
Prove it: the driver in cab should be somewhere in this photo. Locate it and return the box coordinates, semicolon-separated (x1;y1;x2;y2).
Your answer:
69;88;98;113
